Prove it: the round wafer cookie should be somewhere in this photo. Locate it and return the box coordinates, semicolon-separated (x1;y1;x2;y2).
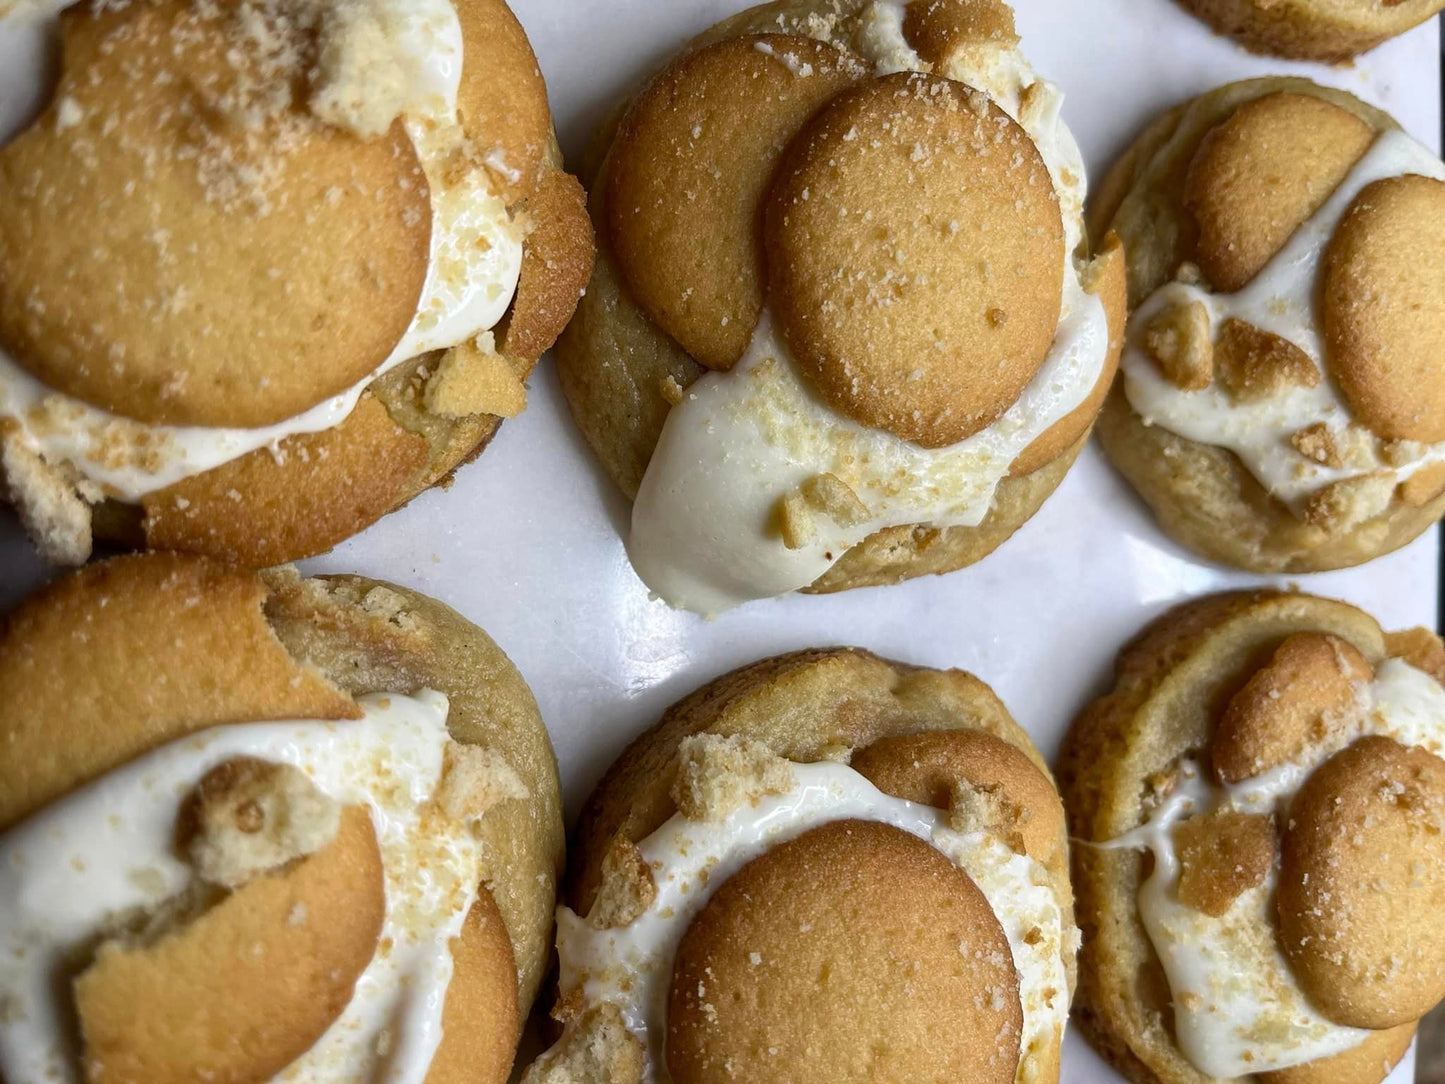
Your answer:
1324;173;1445;443
0;0;431;428
606;33;865;370
1278;735;1445;1029
1182;91;1375;292
764;71;1064;448
666;818;1022;1084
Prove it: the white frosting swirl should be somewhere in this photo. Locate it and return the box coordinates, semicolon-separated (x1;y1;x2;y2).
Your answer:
627;1;1109;615
0;690;490;1084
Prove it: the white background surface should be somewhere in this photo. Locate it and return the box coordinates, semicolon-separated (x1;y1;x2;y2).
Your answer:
0;2;1441;1080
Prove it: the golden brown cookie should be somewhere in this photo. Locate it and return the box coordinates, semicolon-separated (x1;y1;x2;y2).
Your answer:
1061;590;1437;1084
0;554;563;1082
851;728;1065;865
557;0;1114;599
606;33;864;370
75;807;386;1084
1210;631;1372;784
1176;0;1445;62
0;0;431;429
1278;735;1445;1029
1094;78;1445;574
666;819;1021;1084
1;0;594;569
903;0;1019;68
1324;174;1445;443
765;71;1063;448
535;647;1076;1084
1182;92;1375;292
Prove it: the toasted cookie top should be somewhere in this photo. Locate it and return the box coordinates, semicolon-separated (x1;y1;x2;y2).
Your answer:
765;72;1063;448
606;33;865;371
0;0;571;566
0;0;435;429
545;725;1074;1083
618;0;1118;613
1097;604;1445;1078
0;557;551;1084
1115;82;1445;533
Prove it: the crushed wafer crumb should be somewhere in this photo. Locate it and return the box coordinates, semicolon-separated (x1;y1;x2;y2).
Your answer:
424;333;527;419
801;472;869;527
1;429;93;566
672;734;795;822
586;836;656;930
519;1003;644;1084
775;491;816;550
183;757;341;888
436;744;529;822
1143;301;1212;391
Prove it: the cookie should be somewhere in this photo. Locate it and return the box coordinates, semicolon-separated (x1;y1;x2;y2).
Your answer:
1176;0;1445;62
75;807;386;1084
1062;590;1441;1084
851;728;1065;865
765;71;1063;448
0;554;563;1082
532;648;1076;1084
606;33;864;370
667;819;1021;1083
0;0;594;569
0;0;431;428
1277;735;1445;1029
556;0;1115;603
903;0;1019;69
1324;174;1445;443
1096;78;1445;574
1182;92;1374;292
1211;631;1372;784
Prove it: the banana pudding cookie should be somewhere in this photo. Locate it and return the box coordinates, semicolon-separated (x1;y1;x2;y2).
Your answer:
1173;0;1445;61
555;0;1125;615
520;648;1078;1083
0;0;593;567
1094;79;1445;572
1061;589;1445;1083
0;553;563;1082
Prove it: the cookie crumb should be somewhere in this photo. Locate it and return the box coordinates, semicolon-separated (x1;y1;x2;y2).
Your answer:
182;758;341;888
1215;319;1318;403
1143;301;1213;391
436;744;529;822
672;734;795;821
800;472;868;527
586;836;656;930
425;334;527;419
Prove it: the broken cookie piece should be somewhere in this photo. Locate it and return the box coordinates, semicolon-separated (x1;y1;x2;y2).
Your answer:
1215;319;1319;403
424;334;529;419
1143;300;1213;391
180;757;341;889
671;733;795;822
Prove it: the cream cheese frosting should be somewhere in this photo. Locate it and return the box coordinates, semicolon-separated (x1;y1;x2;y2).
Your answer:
1121;129;1445;514
0;689;498;1084
555;758;1073;1084
1101;657;1445;1077
0;0;524;504
627;1;1109;615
